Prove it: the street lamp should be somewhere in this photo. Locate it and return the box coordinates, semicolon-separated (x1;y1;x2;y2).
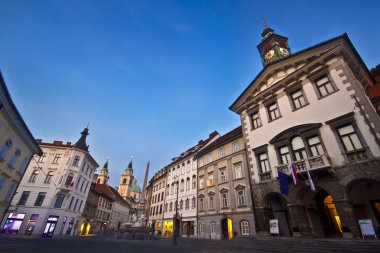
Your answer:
172;177;179;245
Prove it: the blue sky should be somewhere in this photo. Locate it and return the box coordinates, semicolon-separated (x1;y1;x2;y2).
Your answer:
0;0;379;188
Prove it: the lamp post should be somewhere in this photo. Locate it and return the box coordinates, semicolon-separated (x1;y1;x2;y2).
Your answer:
172;177;179;245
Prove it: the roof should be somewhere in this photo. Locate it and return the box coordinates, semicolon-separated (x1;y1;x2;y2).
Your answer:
195;126;242;158
165;131;220;168
368;82;380;99
0;72;42;156
229;33;375;112
94;184;116;201
108;186;133;208
132;184;141;192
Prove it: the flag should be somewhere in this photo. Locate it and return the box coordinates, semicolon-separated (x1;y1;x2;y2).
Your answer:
278;171;289;196
289;163;297;186
305;160;316;191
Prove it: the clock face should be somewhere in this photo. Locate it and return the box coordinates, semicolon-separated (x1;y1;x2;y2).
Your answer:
264;49;275;62
279;47;289;56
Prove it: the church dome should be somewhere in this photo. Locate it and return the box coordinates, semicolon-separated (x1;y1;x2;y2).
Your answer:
132;184;141;192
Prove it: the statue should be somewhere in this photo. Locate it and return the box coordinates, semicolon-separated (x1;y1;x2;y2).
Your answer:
122;213;147;228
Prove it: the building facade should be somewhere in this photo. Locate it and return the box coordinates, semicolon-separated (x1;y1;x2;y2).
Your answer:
163;131;220;238
0;73;42;222
230;26;380;237
2;128;99;237
147;167;167;235
196;127;256;239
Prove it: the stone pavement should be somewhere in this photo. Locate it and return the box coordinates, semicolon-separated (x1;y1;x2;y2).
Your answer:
0;234;379;253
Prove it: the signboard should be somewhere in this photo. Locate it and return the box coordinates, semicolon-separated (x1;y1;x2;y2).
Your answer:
269;219;279;235
358;219;377;239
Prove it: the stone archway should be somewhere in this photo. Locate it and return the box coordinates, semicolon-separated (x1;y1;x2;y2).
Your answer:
264;192;291;236
347;178;380;232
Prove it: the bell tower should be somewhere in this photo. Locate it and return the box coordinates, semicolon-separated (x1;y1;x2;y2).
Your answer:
257;19;291;67
97;160;109;184
118;159;135;199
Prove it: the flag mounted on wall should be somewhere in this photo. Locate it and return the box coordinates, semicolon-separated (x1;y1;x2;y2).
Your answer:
288;163;298;186
278;171;289;196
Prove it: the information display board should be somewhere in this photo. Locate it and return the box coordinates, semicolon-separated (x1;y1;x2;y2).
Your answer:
269;219;279;235
358;219;377;239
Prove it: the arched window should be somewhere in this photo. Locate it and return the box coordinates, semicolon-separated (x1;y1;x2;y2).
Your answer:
169;202;173;212
185;198;189;210
179;199;183;210
29;170;39;182
240;220;249;235
186;177;190;191
192;175;196;189
44;171;54;183
291;136;307;160
165;203;168;212
123;178;127;184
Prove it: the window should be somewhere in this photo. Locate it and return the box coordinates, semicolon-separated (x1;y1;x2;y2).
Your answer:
37;153;46;163
29;170;39;182
232;142;240;153
0;139;12;159
45;171;54;184
308;136;324;156
54;194;65;208
191;197;196;209
73;199;79;211
279;146;291;164
78;200;83;212
179;199;183;210
267;102;281;121
72;156;80;166
240;221;250;235
186;162;191;172
291;136;307;160
251;111;262;129
199;198;204;211
68;197;74;210
0;177;6;192
166;184;170;196
234;163;243;179
9;149;21;167
65;173;74;187
164;203;168;212
337;125;363;152
199;176;204;189
185;198;189;210
18;191;30;205
180;179;184;192
221;192;228;208
34;192;46;206
171;183;174;195
210;222;216;233
198;159;203;167
220;168;227;183
199;223;204;233
192;175;196;189
207;172;214;187
207;154;213;163
52;154;62;164
259;153;270;173
18;157;29;173
219;148;225;158
169;202;173;212
186;177;190;191
291;89;306;109
4;183;16;201
237;190;246;206
315;75;335;97
209;195;214;209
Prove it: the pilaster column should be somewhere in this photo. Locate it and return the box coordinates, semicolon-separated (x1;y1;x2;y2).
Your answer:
287;204;312;236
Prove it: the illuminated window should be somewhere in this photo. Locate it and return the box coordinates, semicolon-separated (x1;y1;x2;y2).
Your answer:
208;172;214;187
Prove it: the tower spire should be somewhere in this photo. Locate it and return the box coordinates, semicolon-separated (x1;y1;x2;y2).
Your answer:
74;127;89;151
140;161;150;203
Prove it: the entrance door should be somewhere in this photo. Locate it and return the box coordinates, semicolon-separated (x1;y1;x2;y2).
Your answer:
221;218;233;240
314;190;341;237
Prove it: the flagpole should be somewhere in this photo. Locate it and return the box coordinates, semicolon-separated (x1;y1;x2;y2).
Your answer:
305;159;315;191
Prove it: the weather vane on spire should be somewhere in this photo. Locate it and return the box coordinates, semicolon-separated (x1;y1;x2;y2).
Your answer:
263;18;268;29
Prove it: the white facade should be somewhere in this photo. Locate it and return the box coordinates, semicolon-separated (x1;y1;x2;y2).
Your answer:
148;168;167;235
0;74;41;218
2;131;98;237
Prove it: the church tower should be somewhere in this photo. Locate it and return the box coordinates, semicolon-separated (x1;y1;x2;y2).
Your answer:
97;160;109;184
118;159;136;199
257;20;291;67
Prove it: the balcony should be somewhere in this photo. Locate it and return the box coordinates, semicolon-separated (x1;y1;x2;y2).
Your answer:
57;183;72;193
275;154;331;175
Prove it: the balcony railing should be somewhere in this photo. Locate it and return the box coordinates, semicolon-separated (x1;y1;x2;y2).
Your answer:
275;154;331;175
259;171;272;182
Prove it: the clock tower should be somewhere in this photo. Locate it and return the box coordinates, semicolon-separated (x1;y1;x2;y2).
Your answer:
257;21;291;67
